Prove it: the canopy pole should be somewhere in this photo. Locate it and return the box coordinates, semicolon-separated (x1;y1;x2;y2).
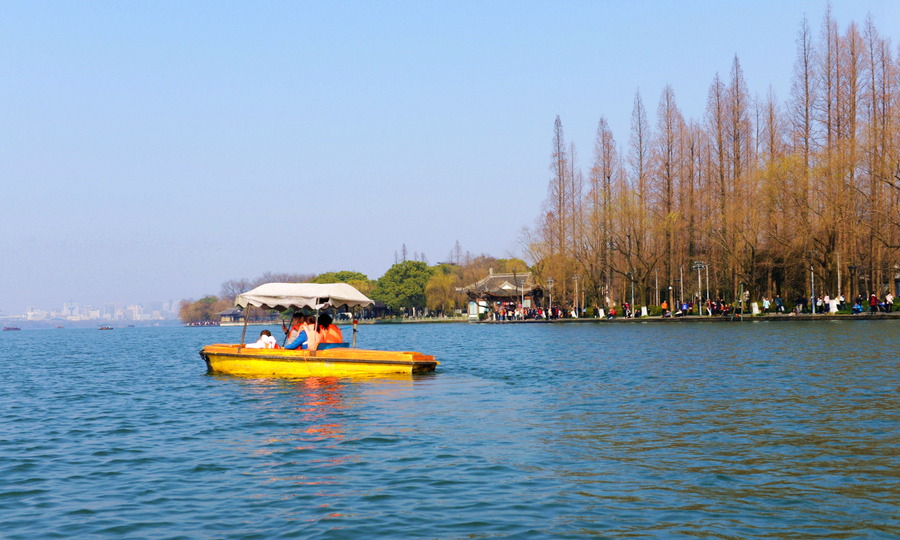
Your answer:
310;308;320;355
239;306;252;347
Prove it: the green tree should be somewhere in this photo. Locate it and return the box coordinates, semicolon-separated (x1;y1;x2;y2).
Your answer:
372;261;434;311
312;270;369;284
426;265;461;314
312;271;375;296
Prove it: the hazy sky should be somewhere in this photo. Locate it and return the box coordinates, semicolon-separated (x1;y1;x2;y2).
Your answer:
1;0;895;315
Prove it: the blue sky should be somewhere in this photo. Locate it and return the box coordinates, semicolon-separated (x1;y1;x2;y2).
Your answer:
1;1;895;315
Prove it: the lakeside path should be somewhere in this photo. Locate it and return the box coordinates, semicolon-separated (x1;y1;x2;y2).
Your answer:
220;313;900;326
473;312;900;323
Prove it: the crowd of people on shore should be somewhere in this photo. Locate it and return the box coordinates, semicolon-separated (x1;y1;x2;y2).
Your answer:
483;290;896;321
486;306;561;321
767;292;895;315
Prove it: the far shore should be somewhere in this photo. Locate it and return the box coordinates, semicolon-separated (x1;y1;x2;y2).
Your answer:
473;312;900;323
216;312;900;327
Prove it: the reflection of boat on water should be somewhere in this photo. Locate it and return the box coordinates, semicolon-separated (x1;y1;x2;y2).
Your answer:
3;327;21;331
223;373;419;445
200;283;438;377
99;326;113;330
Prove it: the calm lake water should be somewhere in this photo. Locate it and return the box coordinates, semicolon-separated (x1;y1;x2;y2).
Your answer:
2;321;899;539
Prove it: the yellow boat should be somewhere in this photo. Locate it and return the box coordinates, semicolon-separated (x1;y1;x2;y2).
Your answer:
199;282;438;377
200;344;438;377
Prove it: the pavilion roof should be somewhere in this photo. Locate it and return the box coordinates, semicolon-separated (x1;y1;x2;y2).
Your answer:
457;271;542;300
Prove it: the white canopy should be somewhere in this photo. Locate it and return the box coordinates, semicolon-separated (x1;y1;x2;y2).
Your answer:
234;282;374;312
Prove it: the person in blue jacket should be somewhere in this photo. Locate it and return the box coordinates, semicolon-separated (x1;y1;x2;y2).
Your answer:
284;315;315;350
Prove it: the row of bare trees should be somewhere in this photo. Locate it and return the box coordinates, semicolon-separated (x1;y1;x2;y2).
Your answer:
219;272;315;304
524;9;900;310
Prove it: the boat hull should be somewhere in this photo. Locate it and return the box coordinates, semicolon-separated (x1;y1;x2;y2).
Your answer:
200;344;438;377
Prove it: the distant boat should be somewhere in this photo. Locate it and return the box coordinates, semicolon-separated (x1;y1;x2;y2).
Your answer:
99;326;113;330
56;325;64;329
127;325;135;327
3;327;21;331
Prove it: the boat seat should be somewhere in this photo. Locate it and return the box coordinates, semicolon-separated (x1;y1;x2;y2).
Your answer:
317;343;349;350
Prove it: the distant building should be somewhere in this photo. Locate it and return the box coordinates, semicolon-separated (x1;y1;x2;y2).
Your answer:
218;307;244;324
216;307;281;326
26;307;47;321
457;270;544;319
126;305;142;321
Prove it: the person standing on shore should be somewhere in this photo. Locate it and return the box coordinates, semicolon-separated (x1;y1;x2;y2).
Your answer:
886;292;894;312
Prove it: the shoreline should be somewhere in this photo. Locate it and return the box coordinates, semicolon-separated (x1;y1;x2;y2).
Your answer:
211;313;900;327
472;312;900;323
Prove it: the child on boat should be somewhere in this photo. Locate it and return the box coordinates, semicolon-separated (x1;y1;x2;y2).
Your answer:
245;329;279;349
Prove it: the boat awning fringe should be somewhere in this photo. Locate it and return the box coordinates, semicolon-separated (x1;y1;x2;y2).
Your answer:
235;282;374;312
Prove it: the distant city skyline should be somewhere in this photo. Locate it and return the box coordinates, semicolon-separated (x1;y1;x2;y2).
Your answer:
2;1;895;316
3;299;179;322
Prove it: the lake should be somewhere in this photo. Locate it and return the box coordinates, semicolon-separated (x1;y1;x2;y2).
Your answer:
1;321;898;538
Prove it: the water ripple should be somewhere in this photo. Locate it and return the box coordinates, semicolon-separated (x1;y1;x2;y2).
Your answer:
1;322;899;538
